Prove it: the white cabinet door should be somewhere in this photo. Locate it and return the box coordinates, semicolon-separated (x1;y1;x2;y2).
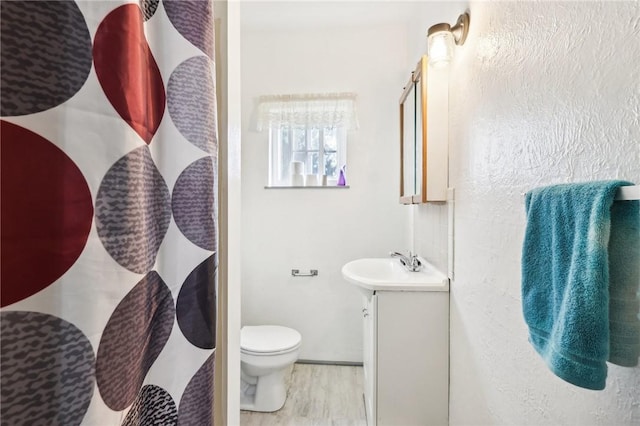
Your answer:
376;291;448;426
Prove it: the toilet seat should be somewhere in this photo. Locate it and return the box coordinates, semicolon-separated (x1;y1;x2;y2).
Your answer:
241;345;300;357
241;325;302;355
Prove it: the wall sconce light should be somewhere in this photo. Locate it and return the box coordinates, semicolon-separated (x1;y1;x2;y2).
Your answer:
427;12;470;67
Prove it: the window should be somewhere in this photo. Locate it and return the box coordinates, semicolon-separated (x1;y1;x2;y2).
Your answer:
269;125;347;186
256;92;357;187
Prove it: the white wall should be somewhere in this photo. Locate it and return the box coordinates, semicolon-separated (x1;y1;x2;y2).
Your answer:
413;1;640;424
240;13;411;362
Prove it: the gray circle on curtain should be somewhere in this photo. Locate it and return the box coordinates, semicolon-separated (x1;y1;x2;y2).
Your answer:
0;311;95;426
121;384;177;426
162;0;214;59
96;271;175;411
177;352;215;426
95;146;172;274
0;1;92;116
172;156;216;252
167;56;217;155
139;0;160;21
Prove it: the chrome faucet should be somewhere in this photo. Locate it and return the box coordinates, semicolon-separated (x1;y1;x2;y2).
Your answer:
389;251;423;272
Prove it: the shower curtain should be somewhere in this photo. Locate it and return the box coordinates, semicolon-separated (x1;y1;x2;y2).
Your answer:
1;1;218;424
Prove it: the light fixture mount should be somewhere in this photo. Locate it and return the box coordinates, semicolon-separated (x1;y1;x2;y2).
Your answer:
427;12;470;46
451;12;469;45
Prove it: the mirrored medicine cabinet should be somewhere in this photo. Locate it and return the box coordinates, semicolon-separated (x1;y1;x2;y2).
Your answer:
399;55;447;204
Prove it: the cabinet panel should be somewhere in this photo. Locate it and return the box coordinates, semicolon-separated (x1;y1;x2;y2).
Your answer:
362;294;377;425
375;291;449;426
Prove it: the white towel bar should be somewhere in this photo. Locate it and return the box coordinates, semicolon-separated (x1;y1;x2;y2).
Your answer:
615;185;640;201
521;185;640;201
291;269;318;277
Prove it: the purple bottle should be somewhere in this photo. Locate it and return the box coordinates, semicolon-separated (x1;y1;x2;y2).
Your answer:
337;166;346;186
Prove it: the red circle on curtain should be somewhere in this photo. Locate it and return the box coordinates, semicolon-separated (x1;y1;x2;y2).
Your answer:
1;120;94;307
93;3;165;145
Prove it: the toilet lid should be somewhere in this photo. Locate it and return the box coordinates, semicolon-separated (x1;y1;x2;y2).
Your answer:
241;325;301;354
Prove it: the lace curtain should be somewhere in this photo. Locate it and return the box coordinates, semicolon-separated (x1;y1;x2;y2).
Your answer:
256;92;359;131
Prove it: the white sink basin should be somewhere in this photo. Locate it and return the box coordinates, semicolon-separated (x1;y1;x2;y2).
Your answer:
341;257;449;293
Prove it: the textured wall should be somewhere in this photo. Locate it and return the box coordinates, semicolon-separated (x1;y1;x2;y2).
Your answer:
445;1;640;424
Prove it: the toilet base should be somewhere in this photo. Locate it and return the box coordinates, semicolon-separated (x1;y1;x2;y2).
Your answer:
240;367;288;412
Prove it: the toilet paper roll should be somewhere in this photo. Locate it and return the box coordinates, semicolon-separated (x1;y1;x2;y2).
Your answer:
291;174;304;186
305;174;319;186
291;161;304;175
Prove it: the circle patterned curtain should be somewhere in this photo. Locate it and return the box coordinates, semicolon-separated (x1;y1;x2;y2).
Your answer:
0;1;218;424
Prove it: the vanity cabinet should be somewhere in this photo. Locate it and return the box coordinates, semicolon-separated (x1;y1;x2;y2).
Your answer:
361;290;449;426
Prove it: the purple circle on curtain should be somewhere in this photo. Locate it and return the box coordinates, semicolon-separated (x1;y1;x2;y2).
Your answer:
177;352;215;426
177;254;217;349
163;0;214;59
172;157;216;252
0;311;95;426
96;271;175;411
167;56;217;154
0;1;92;116
95;146;171;274
121;384;177;426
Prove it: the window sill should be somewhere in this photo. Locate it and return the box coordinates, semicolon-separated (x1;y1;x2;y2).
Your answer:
264;185;350;189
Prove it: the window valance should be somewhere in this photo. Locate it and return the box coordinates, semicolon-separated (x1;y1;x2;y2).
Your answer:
256;92;359;131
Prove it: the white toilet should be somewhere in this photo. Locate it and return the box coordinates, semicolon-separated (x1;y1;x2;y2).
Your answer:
240;325;302;412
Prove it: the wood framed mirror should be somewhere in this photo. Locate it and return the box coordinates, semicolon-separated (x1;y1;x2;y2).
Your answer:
399;55;427;204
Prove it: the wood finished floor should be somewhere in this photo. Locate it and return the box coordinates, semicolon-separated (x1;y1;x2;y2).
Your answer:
240;363;367;426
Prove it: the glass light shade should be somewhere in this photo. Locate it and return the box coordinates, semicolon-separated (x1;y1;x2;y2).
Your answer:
428;31;455;67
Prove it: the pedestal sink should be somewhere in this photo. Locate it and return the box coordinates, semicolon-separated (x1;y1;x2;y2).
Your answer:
341;257;449;294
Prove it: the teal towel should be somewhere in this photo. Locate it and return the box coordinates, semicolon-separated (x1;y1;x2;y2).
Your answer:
522;180;639;390
608;198;640;366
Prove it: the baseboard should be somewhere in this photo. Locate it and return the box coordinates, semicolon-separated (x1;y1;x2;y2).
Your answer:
296;359;363;367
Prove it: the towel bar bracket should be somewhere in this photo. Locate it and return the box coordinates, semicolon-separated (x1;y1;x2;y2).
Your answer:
291;269;318;277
